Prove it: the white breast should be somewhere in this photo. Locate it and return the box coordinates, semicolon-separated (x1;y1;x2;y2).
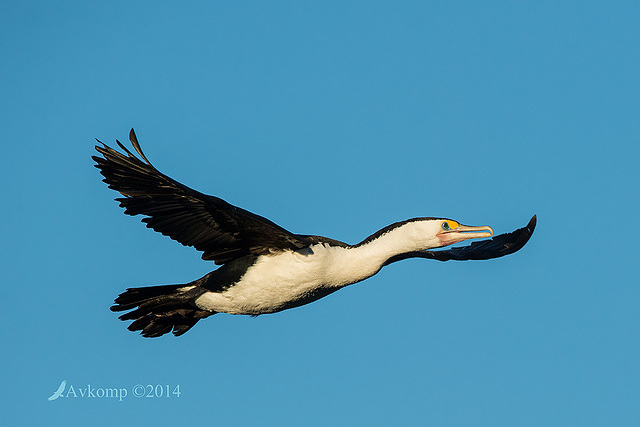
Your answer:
194;243;382;315
194;222;433;315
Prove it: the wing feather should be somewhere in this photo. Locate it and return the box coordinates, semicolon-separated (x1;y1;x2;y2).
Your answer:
93;129;309;264
384;215;536;264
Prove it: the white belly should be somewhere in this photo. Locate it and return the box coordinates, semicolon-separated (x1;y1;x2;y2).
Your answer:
194;243;382;315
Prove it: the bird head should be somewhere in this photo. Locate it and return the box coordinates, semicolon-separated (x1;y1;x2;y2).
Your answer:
435;219;493;247
396;218;494;251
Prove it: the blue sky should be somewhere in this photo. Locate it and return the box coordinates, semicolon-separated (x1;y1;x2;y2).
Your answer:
1;1;639;425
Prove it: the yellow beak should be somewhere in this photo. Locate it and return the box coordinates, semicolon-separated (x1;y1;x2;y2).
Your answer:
437;224;493;247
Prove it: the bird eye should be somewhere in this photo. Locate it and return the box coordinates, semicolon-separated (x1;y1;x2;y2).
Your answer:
441;222;450;231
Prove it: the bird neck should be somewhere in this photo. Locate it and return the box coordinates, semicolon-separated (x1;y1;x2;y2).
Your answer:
325;222;435;286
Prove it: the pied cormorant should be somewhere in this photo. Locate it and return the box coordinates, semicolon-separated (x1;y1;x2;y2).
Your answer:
93;129;536;338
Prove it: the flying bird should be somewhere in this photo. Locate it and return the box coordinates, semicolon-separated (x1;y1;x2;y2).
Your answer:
48;380;66;401
93;129;536;338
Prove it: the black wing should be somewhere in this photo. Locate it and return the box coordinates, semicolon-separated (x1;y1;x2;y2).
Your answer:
384;215;536;265
93;129;310;264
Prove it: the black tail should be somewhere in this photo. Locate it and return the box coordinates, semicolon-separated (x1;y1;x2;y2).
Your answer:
110;284;214;338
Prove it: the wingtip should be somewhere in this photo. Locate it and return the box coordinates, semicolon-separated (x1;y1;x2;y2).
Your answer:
94;138;108;151
127;127;152;165
528;214;537;232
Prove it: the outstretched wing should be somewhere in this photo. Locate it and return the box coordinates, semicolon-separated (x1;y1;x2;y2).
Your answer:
384;215;536;264
93;129;310;264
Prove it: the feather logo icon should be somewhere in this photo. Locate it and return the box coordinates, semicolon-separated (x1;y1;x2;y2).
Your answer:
48;380;66;401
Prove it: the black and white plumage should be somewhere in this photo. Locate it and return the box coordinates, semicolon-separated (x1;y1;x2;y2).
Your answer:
93;129;536;338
